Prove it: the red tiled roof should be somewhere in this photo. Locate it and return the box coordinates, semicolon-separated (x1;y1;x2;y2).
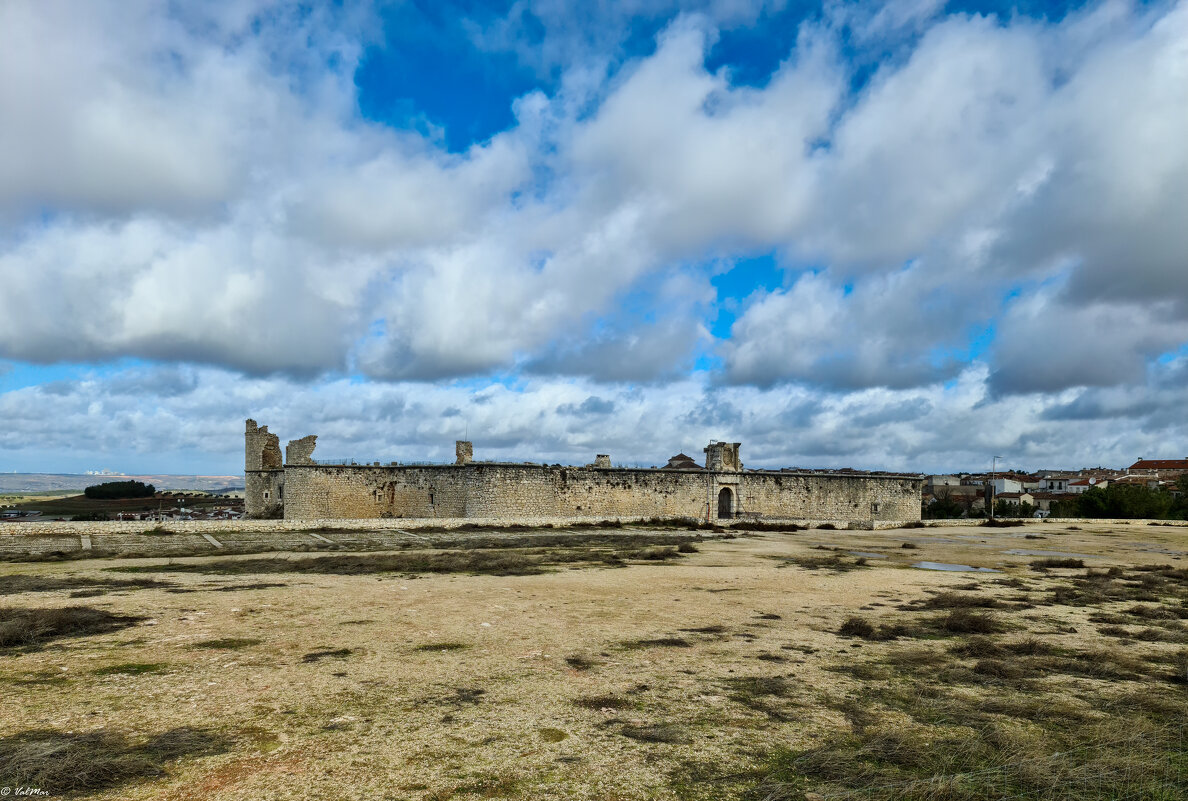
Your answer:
1130;459;1188;470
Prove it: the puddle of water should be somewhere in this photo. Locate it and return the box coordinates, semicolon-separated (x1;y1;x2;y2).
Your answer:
912;561;999;573
847;551;889;559
1003;549;1099;558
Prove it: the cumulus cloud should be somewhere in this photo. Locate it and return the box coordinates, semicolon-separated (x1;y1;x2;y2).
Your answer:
1;0;1187;470
6;360;1188;474
989;289;1188;394
721;267;982;389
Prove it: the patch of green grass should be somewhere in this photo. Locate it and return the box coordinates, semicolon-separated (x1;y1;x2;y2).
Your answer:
776;554;868;572
0;575;173;596
110;533;706;578
438;772;522;799
92;662;170;676
723;675;800;721
620;637;692;649
619;723;688;743
414;642;470;652
564;653;598;670
188;638;262;650
9;670;71;687
573;694;633;710
539;727;569;743
715;632;1188;801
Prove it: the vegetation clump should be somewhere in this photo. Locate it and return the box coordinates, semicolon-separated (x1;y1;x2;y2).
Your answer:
778;554;868;572
1031;557;1085;569
302;648;353;663
189;638;261;650
621;637;692;649
0;606;145;650
84;481;155;499
111;533;705;577
573;695;632;710
0;575;171;596
92;662;170;676
0;727;231;793
619;723;688;743
838;616;911;641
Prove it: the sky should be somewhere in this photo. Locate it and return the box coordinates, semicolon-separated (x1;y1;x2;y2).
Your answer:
1;0;1186;476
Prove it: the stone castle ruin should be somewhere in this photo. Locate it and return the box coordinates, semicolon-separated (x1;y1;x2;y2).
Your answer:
245;419;922;524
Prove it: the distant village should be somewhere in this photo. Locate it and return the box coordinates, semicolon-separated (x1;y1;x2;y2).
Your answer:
0;489;244;522
923;457;1188;518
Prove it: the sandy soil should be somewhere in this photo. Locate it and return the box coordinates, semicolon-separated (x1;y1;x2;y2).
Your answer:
0;521;1184;800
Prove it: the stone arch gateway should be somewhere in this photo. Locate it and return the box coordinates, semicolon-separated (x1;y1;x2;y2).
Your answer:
717;486;734;520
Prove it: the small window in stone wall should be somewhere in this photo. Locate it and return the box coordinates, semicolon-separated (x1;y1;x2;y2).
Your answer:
429;493;435;505
264;491;269;500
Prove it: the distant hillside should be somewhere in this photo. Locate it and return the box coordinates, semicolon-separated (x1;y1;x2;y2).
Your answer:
0;474;244;493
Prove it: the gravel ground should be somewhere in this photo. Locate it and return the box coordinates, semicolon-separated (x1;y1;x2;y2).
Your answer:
0;522;1185;800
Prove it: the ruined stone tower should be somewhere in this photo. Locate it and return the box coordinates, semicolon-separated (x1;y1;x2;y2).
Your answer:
245;419;284;518
455;441;473;465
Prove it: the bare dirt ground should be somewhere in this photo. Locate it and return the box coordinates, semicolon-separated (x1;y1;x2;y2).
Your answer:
1;522;1186;800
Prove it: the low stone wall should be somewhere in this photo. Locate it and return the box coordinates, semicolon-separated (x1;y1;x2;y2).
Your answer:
4;515;1182;540
1;514;902;538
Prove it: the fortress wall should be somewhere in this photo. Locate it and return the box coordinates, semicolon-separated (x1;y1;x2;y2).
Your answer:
739;473;922;521
464;466;709;519
282;465;473;520
279;462;922;522
281;464;710;520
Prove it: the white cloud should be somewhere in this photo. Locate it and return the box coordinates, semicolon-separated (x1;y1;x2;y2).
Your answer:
5;361;1188;474
0;0;1184;422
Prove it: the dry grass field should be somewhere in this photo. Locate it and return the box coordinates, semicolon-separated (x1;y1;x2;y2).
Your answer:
0;491;76;508
1;521;1186;800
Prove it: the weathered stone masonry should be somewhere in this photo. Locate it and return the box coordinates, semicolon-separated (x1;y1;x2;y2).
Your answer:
245;420;923;523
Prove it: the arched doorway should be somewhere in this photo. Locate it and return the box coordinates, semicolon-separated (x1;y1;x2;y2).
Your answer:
717;487;733;520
